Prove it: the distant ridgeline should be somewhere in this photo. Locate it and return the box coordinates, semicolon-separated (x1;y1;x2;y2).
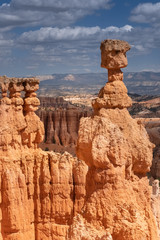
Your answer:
37;71;160;97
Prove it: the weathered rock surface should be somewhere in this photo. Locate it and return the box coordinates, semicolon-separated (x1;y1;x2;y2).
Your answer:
137;118;160;179
129;96;160;118
0;76;88;240
35;94;160;156
69;39;158;239
0;39;159;240
36;97;91;154
0;149;87;240
38;107;90;147
151;179;160;238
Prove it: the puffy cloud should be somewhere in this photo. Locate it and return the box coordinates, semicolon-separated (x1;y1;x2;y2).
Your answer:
15;23;160;73
11;0;112;11
18;24;159;56
16;25;150;72
0;33;14;69
19;25;133;43
0;32;13;47
130;2;160;25
0;1;159;75
0;0;112;29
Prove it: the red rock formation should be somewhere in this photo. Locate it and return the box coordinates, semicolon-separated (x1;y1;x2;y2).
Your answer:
69;39;158;239
0;76;88;240
136;118;160;179
0;39;159;240
151;179;160;238
36;100;91;154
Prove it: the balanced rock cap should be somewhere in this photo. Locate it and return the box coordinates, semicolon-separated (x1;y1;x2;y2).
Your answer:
100;39;131;69
100;39;131;52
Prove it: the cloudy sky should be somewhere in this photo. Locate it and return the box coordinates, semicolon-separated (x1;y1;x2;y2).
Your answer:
0;0;160;77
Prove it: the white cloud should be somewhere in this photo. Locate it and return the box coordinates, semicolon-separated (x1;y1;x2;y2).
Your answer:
18;24;159;58
36;75;55;81
13;23;160;74
19;26;100;43
0;32;13;47
0;39;13;47
0;0;112;29
133;45;145;52
130;2;160;25
19;25;133;43
11;0;112;11
0;1;159;75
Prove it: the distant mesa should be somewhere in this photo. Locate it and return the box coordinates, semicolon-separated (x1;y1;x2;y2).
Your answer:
64;74;75;81
37;71;160;97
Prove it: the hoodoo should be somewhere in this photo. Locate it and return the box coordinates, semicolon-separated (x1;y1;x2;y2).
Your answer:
0;39;159;240
69;39;159;239
0;76;87;240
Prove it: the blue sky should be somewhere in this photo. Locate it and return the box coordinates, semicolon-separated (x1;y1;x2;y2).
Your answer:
0;0;159;77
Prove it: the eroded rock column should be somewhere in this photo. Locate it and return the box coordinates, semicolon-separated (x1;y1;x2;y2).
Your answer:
9;78;26;149
22;78;44;149
69;39;158;240
0;76;87;240
0;77;12;151
92;39;132;112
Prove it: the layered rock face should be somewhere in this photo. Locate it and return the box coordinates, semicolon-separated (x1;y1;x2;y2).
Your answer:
137;118;160;179
151;179;160;237
37;99;91;148
69;39;158;239
0;76;88;240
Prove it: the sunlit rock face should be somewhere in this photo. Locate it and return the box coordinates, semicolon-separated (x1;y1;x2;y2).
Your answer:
0;39;159;240
69;39;159;240
0;76;88;240
137;118;160;179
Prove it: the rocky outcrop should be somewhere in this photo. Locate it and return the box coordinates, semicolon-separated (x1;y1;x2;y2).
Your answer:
137;118;160;179
0;76;88;240
36;98;91;154
151;179;160;238
36;95;160;155
69;39;158;239
0;149;87;240
37;106;90;147
129;96;160;118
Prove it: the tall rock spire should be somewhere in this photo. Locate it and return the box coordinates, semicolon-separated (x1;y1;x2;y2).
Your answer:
92;39;132;113
69;39;158;240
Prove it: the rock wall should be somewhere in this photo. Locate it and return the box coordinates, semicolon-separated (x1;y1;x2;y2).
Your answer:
36;97;91;155
0;76;88;240
137;118;160;179
0;149;87;240
37;105;90;147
